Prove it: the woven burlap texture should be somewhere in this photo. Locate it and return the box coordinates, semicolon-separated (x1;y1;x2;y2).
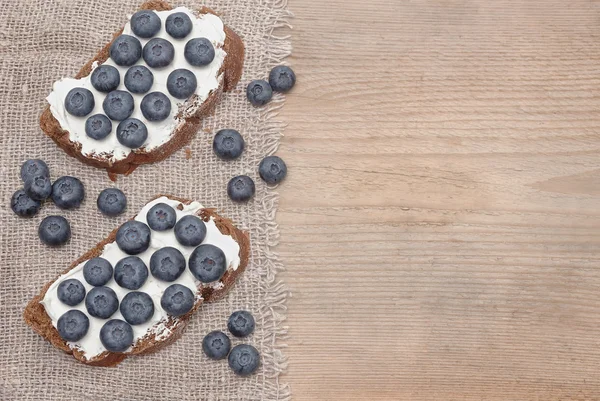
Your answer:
0;0;291;399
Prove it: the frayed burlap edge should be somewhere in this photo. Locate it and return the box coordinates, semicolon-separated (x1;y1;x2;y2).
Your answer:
249;0;293;399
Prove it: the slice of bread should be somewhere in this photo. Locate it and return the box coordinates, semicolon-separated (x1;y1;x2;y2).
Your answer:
40;1;244;177
23;195;250;366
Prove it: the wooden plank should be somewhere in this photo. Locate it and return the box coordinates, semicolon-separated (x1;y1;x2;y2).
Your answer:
279;0;600;399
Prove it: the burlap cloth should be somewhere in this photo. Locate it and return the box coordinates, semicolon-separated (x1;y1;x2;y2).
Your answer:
0;0;291;399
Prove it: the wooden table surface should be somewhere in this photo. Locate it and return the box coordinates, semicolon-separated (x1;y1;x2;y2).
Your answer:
277;0;600;399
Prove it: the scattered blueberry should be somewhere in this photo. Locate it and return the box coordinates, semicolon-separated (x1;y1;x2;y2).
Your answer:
246;80;272;106
166;68;197;99
38;215;71;246
165;12;192;39
202;331;231;360
143;38;175;68
146;202;177;231
110;34;142;66
150;247;186;282
20;159;49;182
85;286;119;319
140;92;171;122
57;310;89;342
269;65;296;92
97;188;127;217
130;10;161;38
114;256;148;290
184;38;215;66
228;344;260;376
91;65;120;93
116;220;151;255
189;244;226;283
120;291;154;325
124;65;154;94
85;114;113;140
161;284;195;316
174;215;206;247
259;156;287;185
65;87;95;117
227;175;255;202
24;175;52;201
83;257;114;286
100;319;133;352
57;278;86;306
213;129;244;160
103;90;134;121
51;176;85;209
227;310;255;338
10;189;41;217
116;118;148;149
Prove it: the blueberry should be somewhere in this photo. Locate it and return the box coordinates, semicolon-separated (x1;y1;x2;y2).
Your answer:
184;38;215;66
213;129;244;160
228;344;260;376
202;331;231;360
120;291;154;325
38;215;71;246
85;114;112;140
143;38;175;68
140;92;171;122
20;159;49;182
90;65;120;93
269;65;296;92
259;156;287;185
246;80;272;106
146;202;176;231
188;244;226;283
24;175;52;201
103;90;134;121
150;247;186;282
100;319;133;352
174;215;206;247
160;284;195;316
10;189;41;217
227;310;255;338
110;34;142;66
124;65;154;94
65;87;95;117
83;257;113;286
116;220;151;255
130;10;161;38
51;176;85;209
116;118;148;149
56;278;86;306
97;188;127;217
165;12;192;39
57;310;89;342
166;69;197;99
227;175;255;202
114;256;148;290
85;286;119;319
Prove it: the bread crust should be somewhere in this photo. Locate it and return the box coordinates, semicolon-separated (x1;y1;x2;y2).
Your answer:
39;1;244;177
23;194;250;367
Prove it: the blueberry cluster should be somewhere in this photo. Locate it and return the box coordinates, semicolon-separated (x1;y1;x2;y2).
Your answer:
64;10;217;150
246;65;296;107
202;310;260;376
210;128;288;203
10;159;88;246
54;201;233;354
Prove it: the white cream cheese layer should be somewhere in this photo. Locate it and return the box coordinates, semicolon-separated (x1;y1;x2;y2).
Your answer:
41;197;240;359
46;7;227;162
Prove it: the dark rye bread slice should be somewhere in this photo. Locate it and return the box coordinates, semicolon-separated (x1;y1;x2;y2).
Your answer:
23;195;250;367
40;1;245;177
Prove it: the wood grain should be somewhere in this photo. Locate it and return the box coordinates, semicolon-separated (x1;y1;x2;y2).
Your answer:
278;0;600;399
